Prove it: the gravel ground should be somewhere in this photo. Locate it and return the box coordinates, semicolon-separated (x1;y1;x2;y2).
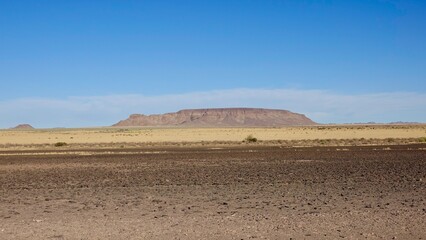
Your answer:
0;144;425;239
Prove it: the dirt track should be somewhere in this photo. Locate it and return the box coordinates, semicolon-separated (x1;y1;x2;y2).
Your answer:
1;145;425;239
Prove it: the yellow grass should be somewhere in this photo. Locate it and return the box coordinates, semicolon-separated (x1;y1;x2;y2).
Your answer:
0;125;425;145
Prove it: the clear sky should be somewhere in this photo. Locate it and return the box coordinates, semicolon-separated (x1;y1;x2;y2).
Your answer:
1;0;425;127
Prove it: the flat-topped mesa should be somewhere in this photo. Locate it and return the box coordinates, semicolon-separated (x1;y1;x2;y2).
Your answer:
113;108;316;127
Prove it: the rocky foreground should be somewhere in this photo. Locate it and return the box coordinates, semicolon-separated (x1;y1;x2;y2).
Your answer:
0;144;425;239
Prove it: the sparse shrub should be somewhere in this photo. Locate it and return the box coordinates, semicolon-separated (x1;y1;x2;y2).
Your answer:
244;134;257;143
54;142;67;147
419;137;426;143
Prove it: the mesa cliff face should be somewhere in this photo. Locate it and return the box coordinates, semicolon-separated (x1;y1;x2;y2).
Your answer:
113;108;316;127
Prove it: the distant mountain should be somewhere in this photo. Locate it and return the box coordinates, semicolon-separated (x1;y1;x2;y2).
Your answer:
113;108;316;127
339;121;425;125
11;124;34;129
387;121;424;125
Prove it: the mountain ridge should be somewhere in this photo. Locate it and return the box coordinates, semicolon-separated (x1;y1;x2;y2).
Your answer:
11;124;34;130
113;108;316;127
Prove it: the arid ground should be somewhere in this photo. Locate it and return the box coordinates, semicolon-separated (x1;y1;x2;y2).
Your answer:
1;125;426;150
1;144;425;239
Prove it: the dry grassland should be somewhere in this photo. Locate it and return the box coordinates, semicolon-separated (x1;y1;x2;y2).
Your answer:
0;125;425;150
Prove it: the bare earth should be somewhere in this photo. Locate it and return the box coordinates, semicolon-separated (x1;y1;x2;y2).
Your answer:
1;144;425;239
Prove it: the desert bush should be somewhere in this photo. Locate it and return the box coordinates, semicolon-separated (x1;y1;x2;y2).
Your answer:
419;137;426;143
244;134;257;143
54;142;67;147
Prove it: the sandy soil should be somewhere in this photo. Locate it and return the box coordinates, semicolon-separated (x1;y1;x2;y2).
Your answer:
1;144;425;239
0;125;425;146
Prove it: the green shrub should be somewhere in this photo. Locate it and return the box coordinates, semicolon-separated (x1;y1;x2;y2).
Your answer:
54;142;67;147
419;137;426;143
244;134;257;143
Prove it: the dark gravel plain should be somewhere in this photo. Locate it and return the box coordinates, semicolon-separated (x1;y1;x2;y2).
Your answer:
0;144;425;239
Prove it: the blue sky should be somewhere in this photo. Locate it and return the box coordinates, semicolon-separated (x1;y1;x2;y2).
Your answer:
1;0;426;127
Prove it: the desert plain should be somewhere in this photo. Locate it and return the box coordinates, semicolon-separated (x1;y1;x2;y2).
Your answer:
0;125;425;239
0;124;426;149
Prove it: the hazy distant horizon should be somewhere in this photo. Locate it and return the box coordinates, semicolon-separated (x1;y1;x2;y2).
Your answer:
1;88;425;128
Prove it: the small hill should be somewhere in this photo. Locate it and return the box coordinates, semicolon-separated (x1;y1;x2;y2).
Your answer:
113;108;316;127
11;124;35;130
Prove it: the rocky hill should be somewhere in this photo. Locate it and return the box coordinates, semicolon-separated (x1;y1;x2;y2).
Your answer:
113;108;316;127
11;124;34;130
